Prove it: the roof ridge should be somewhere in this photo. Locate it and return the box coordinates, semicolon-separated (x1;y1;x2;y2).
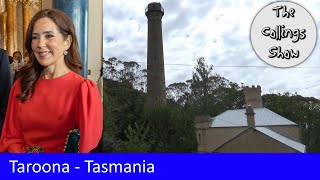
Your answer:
211;107;296;127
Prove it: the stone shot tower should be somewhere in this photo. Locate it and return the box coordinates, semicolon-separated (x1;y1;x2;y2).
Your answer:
145;2;166;108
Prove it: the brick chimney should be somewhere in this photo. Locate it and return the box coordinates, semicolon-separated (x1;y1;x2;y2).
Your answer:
245;105;255;128
243;85;263;108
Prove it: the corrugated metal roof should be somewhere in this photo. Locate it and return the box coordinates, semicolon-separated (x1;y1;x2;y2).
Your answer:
211;108;296;127
256;127;306;153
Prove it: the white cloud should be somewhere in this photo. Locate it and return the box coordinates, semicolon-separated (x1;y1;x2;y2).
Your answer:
103;0;320;99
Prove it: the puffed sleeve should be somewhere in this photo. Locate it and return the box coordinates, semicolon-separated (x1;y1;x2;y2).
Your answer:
76;79;103;153
0;81;25;153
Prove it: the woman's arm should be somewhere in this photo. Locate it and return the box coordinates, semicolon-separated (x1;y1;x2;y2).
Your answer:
76;79;103;153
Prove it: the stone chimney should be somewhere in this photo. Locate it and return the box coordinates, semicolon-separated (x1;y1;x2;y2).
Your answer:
243;85;263;108
194;115;211;129
245;105;255;128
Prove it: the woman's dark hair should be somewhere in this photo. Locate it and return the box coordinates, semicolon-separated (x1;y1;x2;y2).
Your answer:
17;9;82;102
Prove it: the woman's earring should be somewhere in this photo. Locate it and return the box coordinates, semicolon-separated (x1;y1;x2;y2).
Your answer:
63;50;68;56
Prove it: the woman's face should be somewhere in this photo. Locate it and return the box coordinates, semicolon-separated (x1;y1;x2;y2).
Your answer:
31;17;71;68
13;53;22;62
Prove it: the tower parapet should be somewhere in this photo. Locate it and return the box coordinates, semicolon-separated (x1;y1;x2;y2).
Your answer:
243;85;263;108
145;2;164;17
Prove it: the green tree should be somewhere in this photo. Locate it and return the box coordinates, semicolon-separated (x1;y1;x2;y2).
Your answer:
185;57;245;116
100;56;320;153
189;57;213;114
120;122;153;152
104;57;122;80
144;106;198;152
166;82;190;106
119;61;141;87
263;93;320;152
103;90;121;152
105;79;145;140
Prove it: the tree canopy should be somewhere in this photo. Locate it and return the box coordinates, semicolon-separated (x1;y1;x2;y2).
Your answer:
102;57;320;152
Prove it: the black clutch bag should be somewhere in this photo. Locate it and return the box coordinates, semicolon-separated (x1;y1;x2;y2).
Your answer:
64;129;80;153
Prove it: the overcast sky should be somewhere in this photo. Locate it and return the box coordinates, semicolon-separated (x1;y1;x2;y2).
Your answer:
103;0;320;99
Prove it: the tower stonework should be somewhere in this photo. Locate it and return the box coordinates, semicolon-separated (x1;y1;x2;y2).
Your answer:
145;2;166;108
243;85;263;108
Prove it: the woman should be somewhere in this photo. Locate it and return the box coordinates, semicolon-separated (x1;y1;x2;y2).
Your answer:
0;9;103;153
12;51;24;83
12;51;24;70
